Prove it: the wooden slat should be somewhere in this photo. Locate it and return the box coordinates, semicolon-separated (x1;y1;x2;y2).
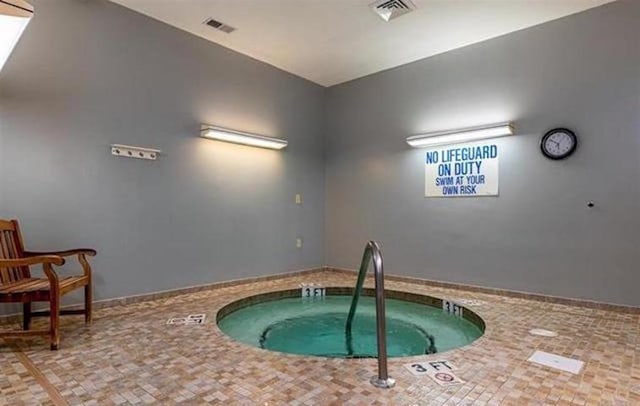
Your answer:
2;231;13;282
60;276;89;295
0;276;88;294
6;230;21;281
0;278;46;293
0;219;16;231
1;278;46;293
12;220;30;279
8;230;18;281
0;231;13;284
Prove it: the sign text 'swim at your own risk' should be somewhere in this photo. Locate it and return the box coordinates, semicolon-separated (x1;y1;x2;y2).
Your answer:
425;143;499;197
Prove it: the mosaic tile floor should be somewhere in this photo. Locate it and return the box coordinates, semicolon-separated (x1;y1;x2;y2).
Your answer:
1;270;639;405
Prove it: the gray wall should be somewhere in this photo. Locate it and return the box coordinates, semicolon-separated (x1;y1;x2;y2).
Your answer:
1;0;638;308
325;0;640;306
0;0;325;302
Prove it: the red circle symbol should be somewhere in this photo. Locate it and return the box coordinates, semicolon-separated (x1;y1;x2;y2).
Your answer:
434;372;455;382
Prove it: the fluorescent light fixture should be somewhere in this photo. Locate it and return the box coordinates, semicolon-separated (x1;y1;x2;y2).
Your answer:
0;1;33;73
200;125;287;150
406;122;515;148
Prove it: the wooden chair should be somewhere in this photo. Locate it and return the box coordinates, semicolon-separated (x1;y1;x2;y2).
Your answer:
0;219;95;350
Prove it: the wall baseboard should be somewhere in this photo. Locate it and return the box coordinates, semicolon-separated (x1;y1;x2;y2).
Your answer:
0;267;325;325
326;267;640;314
3;266;637;327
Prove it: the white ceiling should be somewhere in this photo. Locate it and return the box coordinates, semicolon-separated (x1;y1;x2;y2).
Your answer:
109;0;615;87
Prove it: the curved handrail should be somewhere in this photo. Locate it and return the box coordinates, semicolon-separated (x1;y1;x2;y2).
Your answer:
345;241;395;389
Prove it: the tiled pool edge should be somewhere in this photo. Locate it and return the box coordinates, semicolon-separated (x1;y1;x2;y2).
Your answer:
215;287;486;333
326;267;640;314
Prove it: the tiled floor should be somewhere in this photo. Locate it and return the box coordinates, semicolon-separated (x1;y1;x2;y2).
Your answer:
1;270;639;405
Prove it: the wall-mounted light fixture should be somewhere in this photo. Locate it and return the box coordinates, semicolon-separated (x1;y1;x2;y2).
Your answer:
406;122;515;148
200;124;287;150
0;0;33;72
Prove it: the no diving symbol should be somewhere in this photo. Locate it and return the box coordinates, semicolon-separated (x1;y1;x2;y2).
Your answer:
435;372;454;382
431;371;464;386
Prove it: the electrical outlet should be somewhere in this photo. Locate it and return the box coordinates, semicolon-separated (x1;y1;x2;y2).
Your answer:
295;194;302;205
296;237;303;248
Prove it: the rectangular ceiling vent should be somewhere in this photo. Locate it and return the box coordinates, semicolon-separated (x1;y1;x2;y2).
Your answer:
204;18;236;34
370;0;417;22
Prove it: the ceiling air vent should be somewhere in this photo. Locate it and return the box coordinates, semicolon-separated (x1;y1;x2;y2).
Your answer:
204;18;236;34
370;0;417;22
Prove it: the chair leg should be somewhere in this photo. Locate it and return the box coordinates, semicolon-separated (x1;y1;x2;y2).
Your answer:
50;292;60;351
22;302;31;330
84;283;92;324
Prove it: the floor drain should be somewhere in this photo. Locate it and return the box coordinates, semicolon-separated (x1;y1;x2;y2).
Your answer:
529;328;558;337
528;350;583;374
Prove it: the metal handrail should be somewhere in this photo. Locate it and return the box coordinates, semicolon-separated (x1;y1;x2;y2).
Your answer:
345;241;396;389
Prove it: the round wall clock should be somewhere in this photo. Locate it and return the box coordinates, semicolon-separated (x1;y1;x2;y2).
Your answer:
540;128;577;160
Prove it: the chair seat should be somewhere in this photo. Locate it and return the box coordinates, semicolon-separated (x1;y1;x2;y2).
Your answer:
0;275;89;296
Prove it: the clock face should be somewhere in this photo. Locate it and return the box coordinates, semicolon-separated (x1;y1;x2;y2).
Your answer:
541;128;577;160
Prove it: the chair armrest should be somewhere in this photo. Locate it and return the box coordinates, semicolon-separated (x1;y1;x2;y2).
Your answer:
25;249;94;278
0;256;65;267
24;249;97;258
0;256;64;285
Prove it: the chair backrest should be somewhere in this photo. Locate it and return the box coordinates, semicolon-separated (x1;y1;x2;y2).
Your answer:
0;219;30;285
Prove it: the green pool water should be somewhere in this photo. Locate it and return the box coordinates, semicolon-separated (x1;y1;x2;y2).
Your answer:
217;295;483;358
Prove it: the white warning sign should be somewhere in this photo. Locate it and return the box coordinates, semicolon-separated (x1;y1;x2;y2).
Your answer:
405;360;456;376
166;314;206;325
425;143;499;197
404;361;464;386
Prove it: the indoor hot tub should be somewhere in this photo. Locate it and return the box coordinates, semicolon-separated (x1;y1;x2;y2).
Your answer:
216;288;484;358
